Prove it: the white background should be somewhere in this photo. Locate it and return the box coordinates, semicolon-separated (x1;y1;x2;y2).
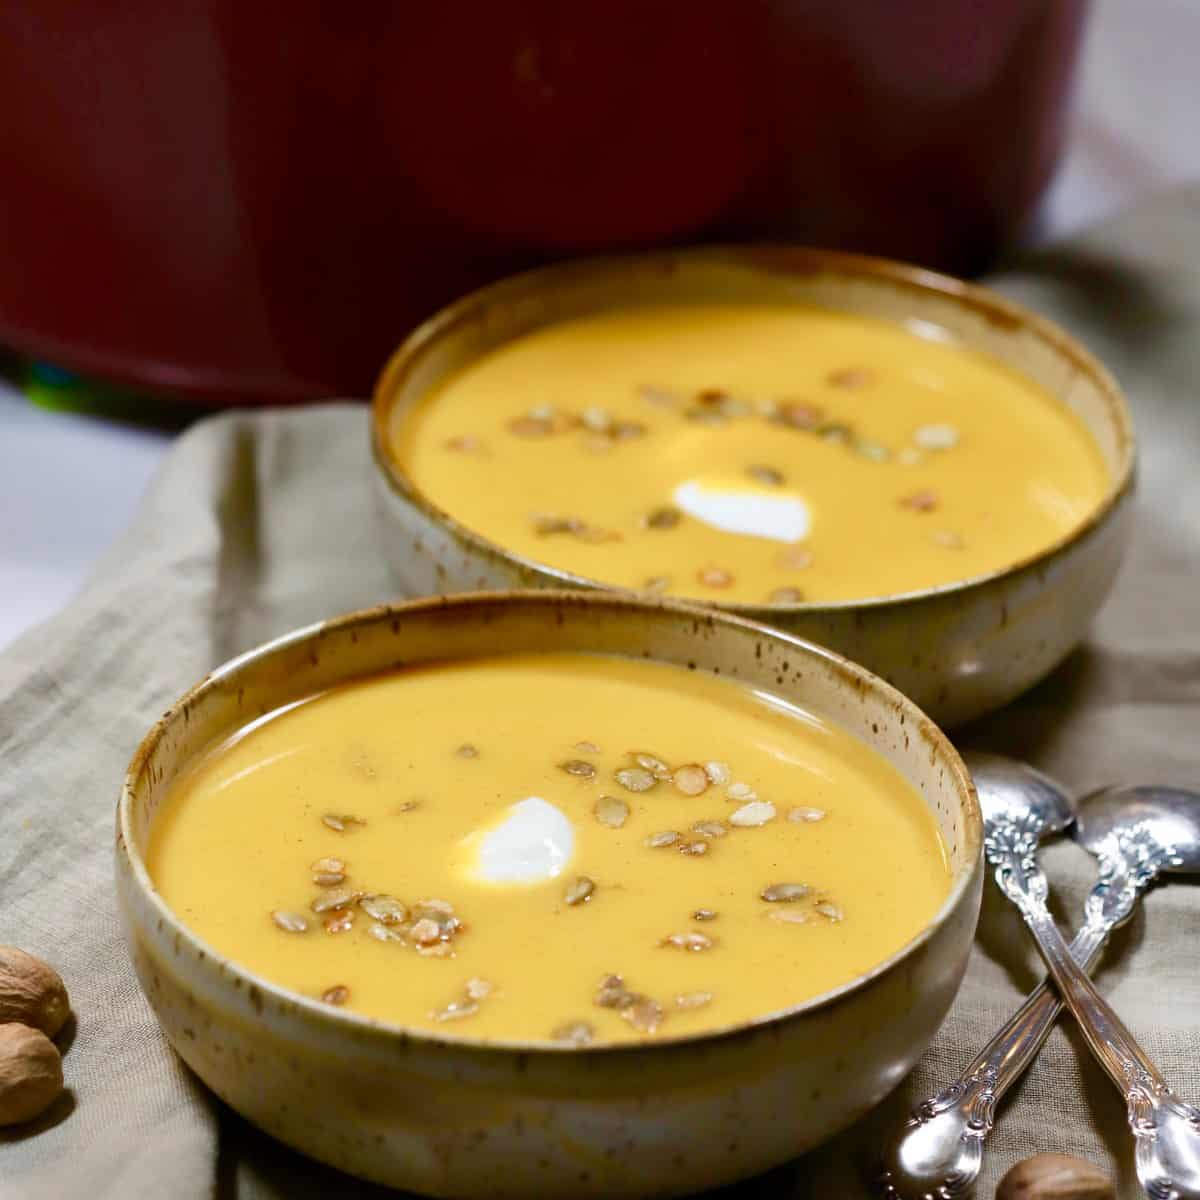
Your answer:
1;0;1196;648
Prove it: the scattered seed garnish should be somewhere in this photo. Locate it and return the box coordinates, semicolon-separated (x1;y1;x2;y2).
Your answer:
508;415;553;437
914;423;960;450
726;781;756;801
643;506;682;530
645;830;679;849
620;997;664;1033
455;743;479;759
761;882;811;903
691;820;727;838
433;999;479;1022
444;435;485;454
312;871;346;887
311;888;357;913
631;752;672;778
788;806;827;823
271;910;308;934
672;764;709;796
642;575;672;593
594;795;630;829
692;908;718;921
675;991;714;1010
552;1020;595;1046
855;438;890;462
368;922;406;943
777;545;814;571
409;918;443;946
321;985;349;1006
616;766;656;793
465;977;493;1001
769;587;804;604
704;761;730;785
900;489;939;512
638;384;679;408
773;401;823;430
816;901;845;922
729;800;777;827
747;464;784;486
564;876;596;906
321;813;364;833
697;565;734;589
311;857;345;874
660;931;714;952
559;759;597;780
828;366;874;389
594;974;629;1008
769;909;811;925
677;838;709;857
323;910;355;934
359;895;408;925
574;740;601;754
416;898;455;915
931;529;964;549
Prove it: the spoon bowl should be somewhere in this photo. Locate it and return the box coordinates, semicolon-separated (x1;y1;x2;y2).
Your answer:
1076;785;1200;875
962;752;1076;839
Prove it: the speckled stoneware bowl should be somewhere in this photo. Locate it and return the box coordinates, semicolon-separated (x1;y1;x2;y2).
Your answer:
371;246;1136;727
117;591;983;1199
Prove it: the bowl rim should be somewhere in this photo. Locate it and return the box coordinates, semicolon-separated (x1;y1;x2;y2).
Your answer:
118;589;982;1058
371;243;1137;614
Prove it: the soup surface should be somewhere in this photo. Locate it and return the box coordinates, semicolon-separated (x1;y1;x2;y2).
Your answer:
391;304;1109;603
148;653;951;1044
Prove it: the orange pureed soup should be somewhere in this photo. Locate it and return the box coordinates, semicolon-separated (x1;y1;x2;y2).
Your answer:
390;304;1109;604
148;653;950;1044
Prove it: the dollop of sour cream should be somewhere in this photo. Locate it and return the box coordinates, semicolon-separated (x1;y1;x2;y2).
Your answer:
460;797;575;885
673;478;811;543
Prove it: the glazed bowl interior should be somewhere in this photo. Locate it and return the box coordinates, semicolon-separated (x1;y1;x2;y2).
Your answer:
372;245;1134;612
118;592;982;1196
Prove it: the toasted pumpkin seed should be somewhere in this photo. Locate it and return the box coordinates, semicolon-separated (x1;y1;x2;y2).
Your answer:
620;997;664;1033
677;838;709;857
312;871;346;887
675;991;714;1010
552;1020;595;1046
271;910;308;934
704;760;730;785
594;795;629;829
692;908;718;922
691;820;727;838
671;764;709;796
415;898;455;915
616;766;656;793
559;758;597;779
729;800;777;827
788;806;827;823
368;922;406;944
660;931;714;952
816;901;845;922
410;918;443;946
726;781;756;801
311;888;357;913
311;857;345;874
645;830;679;849
631;752;672;778
644;506;681;530
761;882;810;903
321;985;349;1006
574;740;601;754
359;895;408;925
564;876;596;906
594;974;629;1008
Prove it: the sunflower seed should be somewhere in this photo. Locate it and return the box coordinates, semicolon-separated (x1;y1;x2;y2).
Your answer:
574;740;601;754
697;565;734;589
900;489;939;512
675;991;714;1010
620;996;664;1033
788;805;827;823
594;795;629;829
643;506;681;530
777;545;813;570
827;366;874;389
359;894;408;925
321;985;349;1006
595;974;629;1008
559;758;597;779
642;575;672;593
616;766;656;792
455;743;479;759
704;760;730;785
691;820;727;838
761;882;811;903
914;423;959;450
311;888;357;913
660;931;714;952
692;908;718;921
433;998;479;1022
631;752;672;778
729;800;777;827
726;781;756;801
769;587;804;604
931;529;964;549
410;918;443;945
552;1020;595;1046
816;901;845;922
564;876;596;906
368;922;406;943
747;463;784;486
645;830;679;849
678;838;709;857
769;909;811;925
508;415;553;437
312;871;346;887
323;910;355;934
672;764;709;796
465;977;493;1001
638;384;679;408
311;857;345;874
271;910;308;933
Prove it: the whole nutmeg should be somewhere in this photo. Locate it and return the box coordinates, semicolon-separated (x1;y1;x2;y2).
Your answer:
0;946;70;1037
0;1023;63;1126
997;1152;1115;1200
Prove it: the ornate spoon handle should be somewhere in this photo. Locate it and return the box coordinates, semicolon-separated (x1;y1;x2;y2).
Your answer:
878;843;1142;1198
989;816;1200;1200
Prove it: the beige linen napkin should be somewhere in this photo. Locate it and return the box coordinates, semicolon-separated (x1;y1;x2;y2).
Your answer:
3;189;1200;1199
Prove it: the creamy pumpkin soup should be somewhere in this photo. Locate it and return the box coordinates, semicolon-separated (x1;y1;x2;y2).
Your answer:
148;653;950;1044
390;304;1109;604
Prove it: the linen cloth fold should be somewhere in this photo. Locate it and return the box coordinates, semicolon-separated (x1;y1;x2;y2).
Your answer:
3;189;1200;1199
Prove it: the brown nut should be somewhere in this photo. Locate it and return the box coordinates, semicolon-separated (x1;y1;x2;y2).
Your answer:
996;1152;1114;1200
0;1023;64;1126
0;946;70;1037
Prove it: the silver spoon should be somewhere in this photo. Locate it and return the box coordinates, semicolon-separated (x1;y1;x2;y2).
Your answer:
879;762;1200;1199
